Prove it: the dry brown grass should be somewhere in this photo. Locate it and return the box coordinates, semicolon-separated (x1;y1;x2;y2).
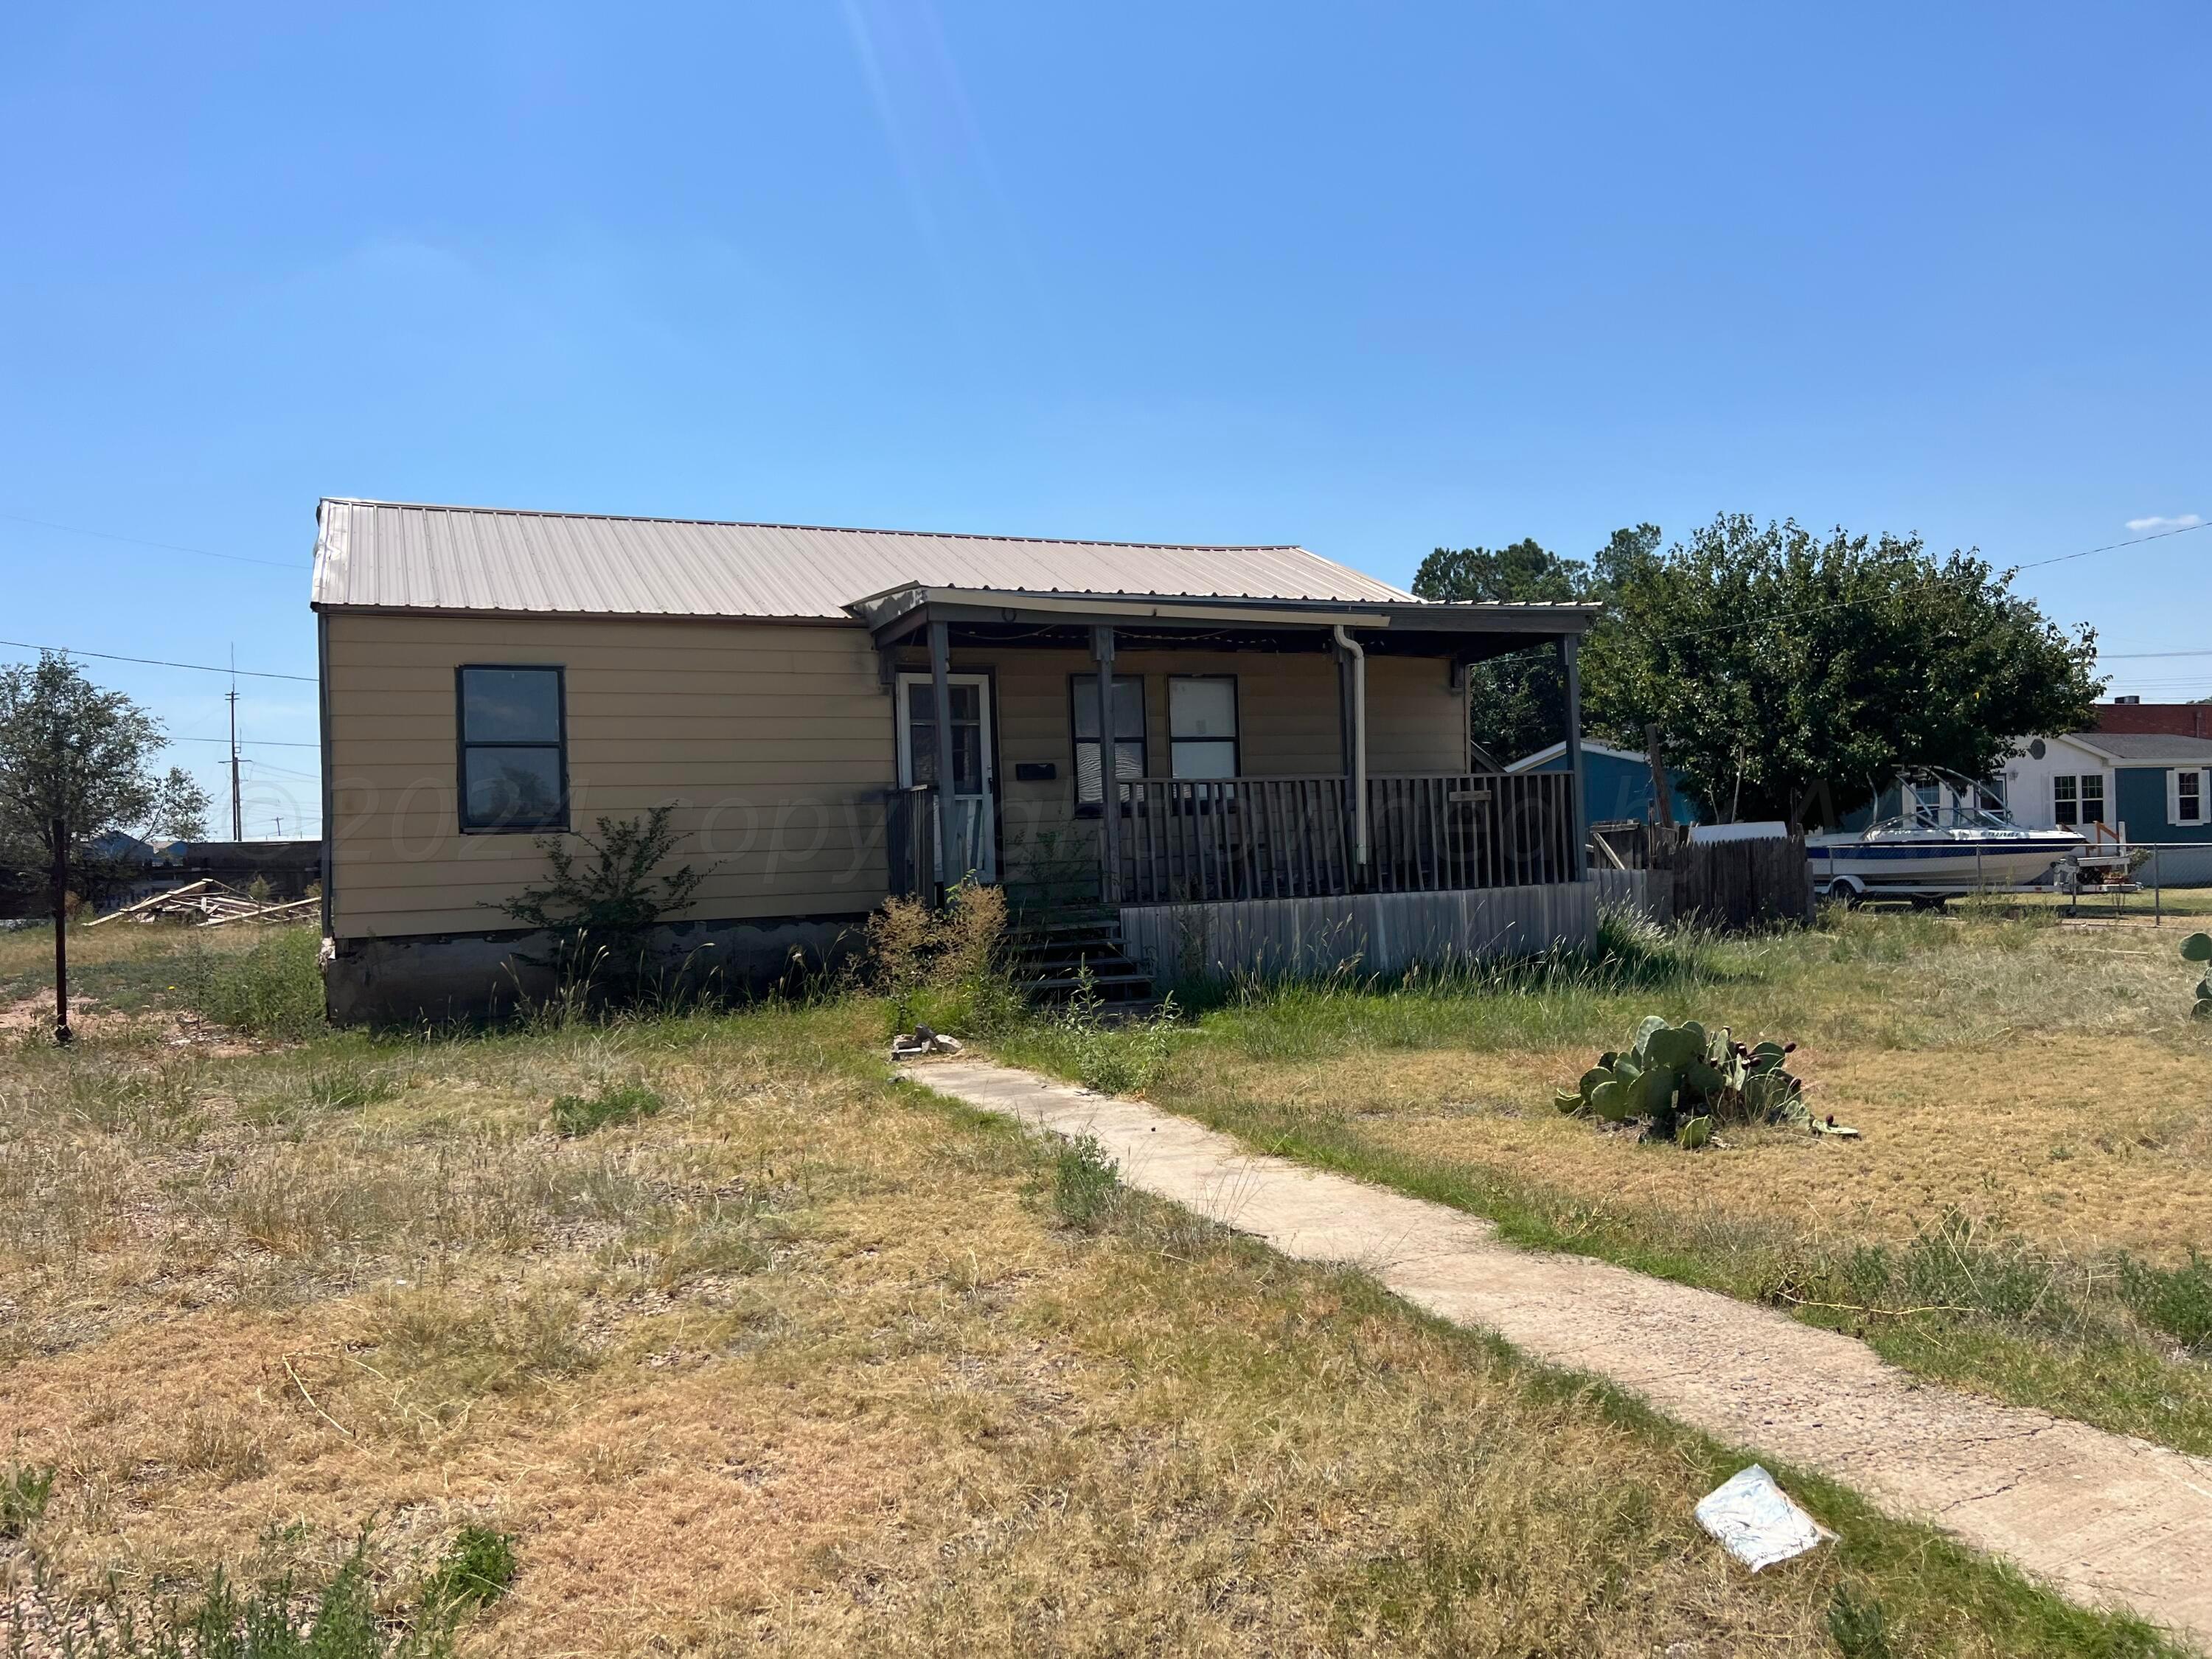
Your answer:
0;932;2188;1656
1223;1034;2212;1266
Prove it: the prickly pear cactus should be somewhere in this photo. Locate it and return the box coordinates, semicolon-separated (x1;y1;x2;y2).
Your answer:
2183;932;2212;1018
1556;1015;1807;1145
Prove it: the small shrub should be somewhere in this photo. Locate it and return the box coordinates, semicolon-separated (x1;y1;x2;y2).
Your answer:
550;1080;664;1136
422;1523;518;1613
0;1461;55;1537
1053;1133;1121;1233
495;804;709;1000
864;880;1018;1035
2117;1251;2212;1355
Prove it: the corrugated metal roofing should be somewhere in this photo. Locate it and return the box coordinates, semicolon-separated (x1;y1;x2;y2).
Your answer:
310;498;1425;619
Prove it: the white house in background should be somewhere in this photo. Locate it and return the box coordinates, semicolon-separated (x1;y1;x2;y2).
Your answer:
2002;731;2212;841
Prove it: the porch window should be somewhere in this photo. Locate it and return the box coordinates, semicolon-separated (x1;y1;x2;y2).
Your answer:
1169;676;1239;779
457;666;567;832
1071;675;1144;807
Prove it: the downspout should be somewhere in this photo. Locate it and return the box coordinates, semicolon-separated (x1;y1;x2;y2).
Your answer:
1332;625;1368;872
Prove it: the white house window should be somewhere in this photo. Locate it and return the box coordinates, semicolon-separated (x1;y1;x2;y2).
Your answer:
1071;675;1144;806
2053;775;2077;826
2177;769;2205;825
458;665;568;832
2080;773;2105;824
1169;677;1239;779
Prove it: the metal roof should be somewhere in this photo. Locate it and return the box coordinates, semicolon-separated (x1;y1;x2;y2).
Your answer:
309;498;1431;620
2065;731;2212;763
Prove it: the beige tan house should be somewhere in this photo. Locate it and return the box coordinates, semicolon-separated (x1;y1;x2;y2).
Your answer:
312;498;1599;1020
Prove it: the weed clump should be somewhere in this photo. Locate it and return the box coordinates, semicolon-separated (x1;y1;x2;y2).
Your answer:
1828;1585;1893;1658
2117;1251;2212;1357
1052;1133;1120;1233
1;1461;55;1537
1058;967;1175;1096
422;1523;518;1613
865;880;1020;1037
550;1080;664;1136
176;926;324;1039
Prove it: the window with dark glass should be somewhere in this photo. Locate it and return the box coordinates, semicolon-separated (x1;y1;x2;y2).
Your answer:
458;666;567;831
2053;774;2078;827
2180;770;2205;824
2079;773;2105;824
1169;677;1239;779
1071;675;1144;806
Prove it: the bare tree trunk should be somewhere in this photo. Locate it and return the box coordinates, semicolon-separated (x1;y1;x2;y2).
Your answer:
51;813;72;1046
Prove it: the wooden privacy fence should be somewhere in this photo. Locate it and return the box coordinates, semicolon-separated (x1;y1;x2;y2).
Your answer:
1607;830;1812;930
1113;771;1578;905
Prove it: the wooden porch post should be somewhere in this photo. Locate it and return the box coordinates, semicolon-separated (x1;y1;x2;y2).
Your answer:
1091;625;1120;904
929;619;957;892
1559;633;1587;881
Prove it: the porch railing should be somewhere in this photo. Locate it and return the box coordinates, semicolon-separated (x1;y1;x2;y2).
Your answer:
1113;771;1576;905
886;785;991;900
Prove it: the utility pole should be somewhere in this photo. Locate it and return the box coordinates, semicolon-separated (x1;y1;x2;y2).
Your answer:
51;812;71;1046
228;645;243;842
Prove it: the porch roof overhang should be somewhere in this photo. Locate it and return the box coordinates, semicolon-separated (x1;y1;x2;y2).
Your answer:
844;582;1599;658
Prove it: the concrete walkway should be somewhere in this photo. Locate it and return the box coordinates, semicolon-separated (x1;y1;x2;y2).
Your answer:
909;1058;2212;1647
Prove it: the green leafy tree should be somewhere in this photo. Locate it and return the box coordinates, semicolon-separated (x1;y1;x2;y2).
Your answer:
1412;528;1658;765
1579;515;2103;825
0;652;209;1040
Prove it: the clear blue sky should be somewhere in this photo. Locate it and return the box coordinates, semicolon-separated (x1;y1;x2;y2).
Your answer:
4;3;2207;837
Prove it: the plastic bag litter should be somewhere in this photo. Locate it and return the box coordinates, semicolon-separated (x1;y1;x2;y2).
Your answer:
1694;1464;1834;1571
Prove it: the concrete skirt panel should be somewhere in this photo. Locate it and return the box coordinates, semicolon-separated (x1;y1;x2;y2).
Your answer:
1119;880;1599;986
322;913;870;1024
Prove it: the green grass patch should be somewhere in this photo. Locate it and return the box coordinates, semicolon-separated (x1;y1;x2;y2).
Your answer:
422;1523;518;1613
1;1461;55;1538
174;926;326;1039
549;1079;665;1136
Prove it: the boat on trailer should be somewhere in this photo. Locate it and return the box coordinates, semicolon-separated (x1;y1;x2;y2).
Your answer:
1806;783;2087;902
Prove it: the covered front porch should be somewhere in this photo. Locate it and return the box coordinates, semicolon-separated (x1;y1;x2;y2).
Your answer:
851;584;1598;939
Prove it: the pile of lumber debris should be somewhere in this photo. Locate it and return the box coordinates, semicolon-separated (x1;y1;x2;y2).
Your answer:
86;879;318;930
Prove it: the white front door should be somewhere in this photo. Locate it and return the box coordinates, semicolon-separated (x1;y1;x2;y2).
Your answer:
895;672;997;883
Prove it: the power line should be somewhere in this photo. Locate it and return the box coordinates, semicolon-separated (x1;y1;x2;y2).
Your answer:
168;734;321;749
2007;518;2209;572
0;638;316;683
0;509;306;570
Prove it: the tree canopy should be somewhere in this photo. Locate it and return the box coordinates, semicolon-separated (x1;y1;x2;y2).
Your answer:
1412;527;1658;764
1579;515;2104;824
0;653;210;901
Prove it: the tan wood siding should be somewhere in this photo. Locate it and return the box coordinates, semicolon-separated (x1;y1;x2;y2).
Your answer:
326;613;896;937
325;616;1470;936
